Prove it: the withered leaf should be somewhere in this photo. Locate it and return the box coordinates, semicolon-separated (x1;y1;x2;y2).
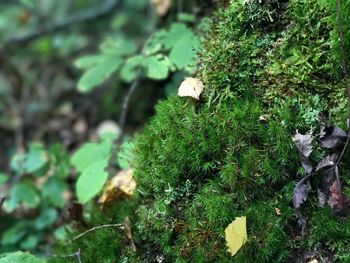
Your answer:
293;175;311;209
178;77;204;100
320;126;347;149
67;202;87;226
317;168;336;207
301;157;313;174
99;169;136;207
295;209;307;235
315;153;338;172
328;173;350;216
292;132;313;158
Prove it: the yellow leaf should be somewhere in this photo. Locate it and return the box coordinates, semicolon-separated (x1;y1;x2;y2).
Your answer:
98;169;136;207
178;77;204;100
225;216;248;256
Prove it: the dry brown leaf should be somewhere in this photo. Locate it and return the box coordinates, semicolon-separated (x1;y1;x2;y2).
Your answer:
98;169;136;207
150;0;172;16
178;77;204;100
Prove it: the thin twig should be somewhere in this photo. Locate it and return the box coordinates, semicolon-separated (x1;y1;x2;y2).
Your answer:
50;248;82;263
116;2;157;141
70;223;124;243
0;197;5;210
1;0;119;49
118;70;141;133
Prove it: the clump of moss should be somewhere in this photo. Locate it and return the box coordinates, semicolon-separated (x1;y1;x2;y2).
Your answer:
53;0;350;262
131;0;350;262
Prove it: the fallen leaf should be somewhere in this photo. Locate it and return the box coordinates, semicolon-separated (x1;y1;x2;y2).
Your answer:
320;126;347;149
301;157;313;174
293;175;311;209
99;169;136;207
150;0;172;16
292;132;313;158
178;77;204;100
328;172;350;216
225;216;248;256
316;154;338;172
318;167;336;207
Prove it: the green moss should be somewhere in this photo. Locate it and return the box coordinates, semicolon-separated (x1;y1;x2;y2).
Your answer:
53;0;350;262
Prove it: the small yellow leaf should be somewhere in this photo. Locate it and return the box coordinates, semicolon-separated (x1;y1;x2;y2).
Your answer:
98;169;136;207
225;216;248;256
178;77;204;100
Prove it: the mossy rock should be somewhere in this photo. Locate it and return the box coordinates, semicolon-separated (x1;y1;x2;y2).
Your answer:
53;1;350;262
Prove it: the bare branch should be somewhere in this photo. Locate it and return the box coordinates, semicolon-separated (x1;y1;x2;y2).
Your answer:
50;248;82;263
70;223;124;243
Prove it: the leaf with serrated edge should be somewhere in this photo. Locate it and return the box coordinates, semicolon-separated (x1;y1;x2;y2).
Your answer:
292;132;313;158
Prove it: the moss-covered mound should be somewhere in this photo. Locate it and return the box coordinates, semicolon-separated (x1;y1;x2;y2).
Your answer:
53;1;350;262
132;1;350;262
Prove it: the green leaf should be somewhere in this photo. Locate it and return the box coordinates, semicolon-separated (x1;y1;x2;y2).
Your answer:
71;138;114;173
54;226;69;241
120;55;145;82
177;13;196;23
76;160;109;203
0;172;9;185
77;57;123;92
42;177;67;208
34;207;58;230
74;55;110;69
1;222;28;246
49;144;70;178
99;37;137;56
10;144;48;175
117;139;135;169
144;30;167;56
153;23;201;70
20;235;39;250
145;56;169;80
25;144;48;174
0;251;45;263
3;182;40;212
10;153;26;174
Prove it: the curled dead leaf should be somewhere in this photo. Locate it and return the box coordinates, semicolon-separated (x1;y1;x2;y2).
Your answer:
178;77;204;100
320;126;347;149
99;169;136;207
316;153;338;172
